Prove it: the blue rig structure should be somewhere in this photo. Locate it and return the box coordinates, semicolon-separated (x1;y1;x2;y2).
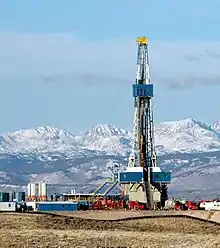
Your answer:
93;37;172;210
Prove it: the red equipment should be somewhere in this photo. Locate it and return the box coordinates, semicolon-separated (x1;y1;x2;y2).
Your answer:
187;201;198;210
174;200;198;210
174;201;187;210
91;199;125;210
129;201;146;210
174;202;182;210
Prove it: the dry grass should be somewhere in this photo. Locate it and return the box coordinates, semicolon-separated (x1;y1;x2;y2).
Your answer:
0;212;219;248
56;209;182;220
57;210;220;223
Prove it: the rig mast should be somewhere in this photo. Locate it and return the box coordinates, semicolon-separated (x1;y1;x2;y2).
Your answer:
132;36;156;169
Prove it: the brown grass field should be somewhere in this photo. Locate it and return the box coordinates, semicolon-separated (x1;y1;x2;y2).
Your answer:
0;211;219;248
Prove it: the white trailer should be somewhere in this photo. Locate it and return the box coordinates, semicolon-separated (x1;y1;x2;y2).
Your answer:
204;201;220;211
0;202;24;212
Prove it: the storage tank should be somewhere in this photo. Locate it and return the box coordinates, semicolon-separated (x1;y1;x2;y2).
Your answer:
39;182;47;201
30;183;36;200
15;192;26;202
0;192;10;202
27;183;32;200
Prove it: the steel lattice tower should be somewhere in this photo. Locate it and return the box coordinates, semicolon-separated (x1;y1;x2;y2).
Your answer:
128;37;170;209
131;37;157;170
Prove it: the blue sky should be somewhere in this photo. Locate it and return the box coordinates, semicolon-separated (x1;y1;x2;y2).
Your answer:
0;0;220;133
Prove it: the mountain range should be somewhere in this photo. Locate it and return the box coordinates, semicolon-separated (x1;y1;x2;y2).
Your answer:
0;117;220;200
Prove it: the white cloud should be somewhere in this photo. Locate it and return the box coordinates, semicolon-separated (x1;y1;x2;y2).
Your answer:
0;33;220;88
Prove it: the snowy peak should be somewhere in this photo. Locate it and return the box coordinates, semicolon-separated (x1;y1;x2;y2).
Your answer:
157;118;207;131
156;118;216;137
10;126;74;139
155;118;220;153
1;126;75;152
82;124;131;155
85;124;129;139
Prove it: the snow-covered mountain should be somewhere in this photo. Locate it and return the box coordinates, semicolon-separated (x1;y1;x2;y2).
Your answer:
0;126;78;153
0;117;220;199
155;118;220;154
1;117;220;155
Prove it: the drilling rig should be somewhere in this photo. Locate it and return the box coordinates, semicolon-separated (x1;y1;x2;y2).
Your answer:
92;37;172;210
114;37;172;209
